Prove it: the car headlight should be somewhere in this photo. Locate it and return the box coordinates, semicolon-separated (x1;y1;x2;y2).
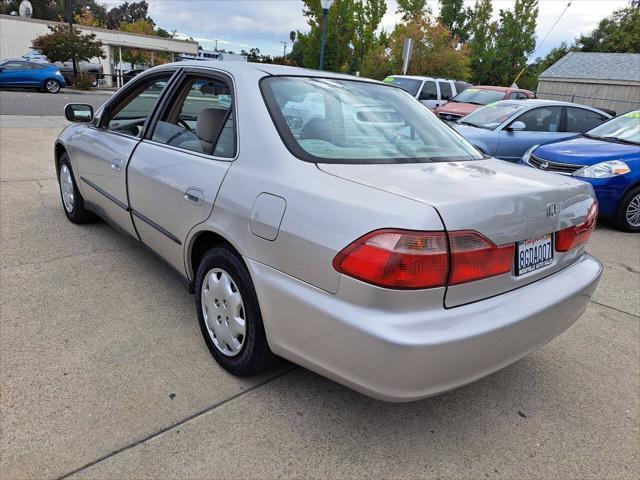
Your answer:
521;145;539;163
572;160;631;178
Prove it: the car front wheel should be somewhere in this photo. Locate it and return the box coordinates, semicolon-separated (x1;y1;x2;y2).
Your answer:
58;153;94;223
614;186;640;232
44;79;61;93
195;245;275;376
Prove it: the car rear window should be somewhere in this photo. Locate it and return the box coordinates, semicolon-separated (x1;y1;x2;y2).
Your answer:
382;76;422;97
451;88;507;106
261;76;484;164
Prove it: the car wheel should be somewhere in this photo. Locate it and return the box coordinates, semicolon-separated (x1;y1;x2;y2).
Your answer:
44;79;61;93
58;154;94;224
614;186;640;233
195;246;276;376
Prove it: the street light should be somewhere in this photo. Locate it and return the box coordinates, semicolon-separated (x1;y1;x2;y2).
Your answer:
319;0;333;70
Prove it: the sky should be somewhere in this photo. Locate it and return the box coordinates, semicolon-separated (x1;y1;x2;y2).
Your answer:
100;0;632;58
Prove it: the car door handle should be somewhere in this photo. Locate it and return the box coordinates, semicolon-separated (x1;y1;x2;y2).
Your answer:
184;188;204;205
111;159;123;171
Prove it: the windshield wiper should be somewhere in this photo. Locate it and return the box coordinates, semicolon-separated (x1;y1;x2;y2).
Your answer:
457;120;476;127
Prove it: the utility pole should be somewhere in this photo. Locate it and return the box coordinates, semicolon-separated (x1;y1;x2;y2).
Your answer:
64;0;78;82
281;41;287;58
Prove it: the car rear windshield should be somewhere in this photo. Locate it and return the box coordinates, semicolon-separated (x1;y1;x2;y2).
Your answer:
459;103;526;130
261;76;484;164
382;76;422;96
586;111;640;145
450;88;507;106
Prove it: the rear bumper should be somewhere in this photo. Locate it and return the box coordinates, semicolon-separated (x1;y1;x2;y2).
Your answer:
248;254;602;402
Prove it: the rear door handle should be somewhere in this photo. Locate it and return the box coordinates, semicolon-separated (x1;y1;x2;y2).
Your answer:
111;159;123;171
184;187;204;205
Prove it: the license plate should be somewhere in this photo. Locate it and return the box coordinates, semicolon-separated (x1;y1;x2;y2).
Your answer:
516;234;554;276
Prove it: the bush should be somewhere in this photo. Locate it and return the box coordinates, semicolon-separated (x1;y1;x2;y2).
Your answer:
72;74;94;91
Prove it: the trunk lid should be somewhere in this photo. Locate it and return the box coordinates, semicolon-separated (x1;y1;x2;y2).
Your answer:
318;159;596;307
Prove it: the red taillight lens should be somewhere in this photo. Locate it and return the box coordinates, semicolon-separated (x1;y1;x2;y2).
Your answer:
555;202;598;252
448;231;515;285
332;229;449;289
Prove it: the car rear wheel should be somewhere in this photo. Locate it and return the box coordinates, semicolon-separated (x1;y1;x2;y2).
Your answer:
614;186;640;232
44;79;61;94
58;154;94;224
195;245;276;376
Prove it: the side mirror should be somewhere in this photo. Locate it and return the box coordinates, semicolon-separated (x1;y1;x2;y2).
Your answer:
508;121;526;132
65;104;93;123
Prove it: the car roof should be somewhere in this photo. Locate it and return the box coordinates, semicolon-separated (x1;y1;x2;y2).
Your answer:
486;99;611;113
390;74;465;82
162;60;382;84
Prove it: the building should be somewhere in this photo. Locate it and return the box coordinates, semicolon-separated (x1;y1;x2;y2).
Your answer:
178;49;247;62
0;13;198;87
537;52;640;115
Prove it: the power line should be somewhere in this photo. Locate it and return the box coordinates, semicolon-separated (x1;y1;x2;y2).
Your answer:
531;1;572;59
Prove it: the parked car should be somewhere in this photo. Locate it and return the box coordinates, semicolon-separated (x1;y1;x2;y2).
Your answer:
383;75;471;109
56;62;602;402
521;111;640;232
435;86;535;122
22;49;103;87
0;59;66;93
452;99;611;161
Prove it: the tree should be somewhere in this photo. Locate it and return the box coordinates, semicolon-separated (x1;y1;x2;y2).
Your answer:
576;7;640;53
107;0;152;29
33;24;104;77
438;0;472;43
467;0;497;84
289;30;297;43
396;0;427;22
74;8;105;28
518;42;574;90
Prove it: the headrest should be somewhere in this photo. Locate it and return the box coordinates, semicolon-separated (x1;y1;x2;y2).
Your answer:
196;108;228;144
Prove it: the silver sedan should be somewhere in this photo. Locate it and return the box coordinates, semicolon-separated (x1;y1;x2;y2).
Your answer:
56;62;602;402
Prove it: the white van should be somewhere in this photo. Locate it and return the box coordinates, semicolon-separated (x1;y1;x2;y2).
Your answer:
384;75;471;109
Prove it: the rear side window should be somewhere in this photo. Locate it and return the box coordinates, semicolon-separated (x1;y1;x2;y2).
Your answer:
565;107;607;133
151;76;235;157
454;81;470;94
419;81;437;101
438;81;452;100
261;76;484;164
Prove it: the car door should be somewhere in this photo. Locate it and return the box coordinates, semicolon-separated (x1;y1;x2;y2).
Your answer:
0;61;31;86
496;106;567;162
418;80;438;109
126;69;236;273
436;81;453;108
73;70;177;237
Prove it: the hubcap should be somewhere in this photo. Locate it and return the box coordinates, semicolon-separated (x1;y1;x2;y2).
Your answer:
59;164;74;213
47;80;59;92
626;193;640;227
201;268;246;357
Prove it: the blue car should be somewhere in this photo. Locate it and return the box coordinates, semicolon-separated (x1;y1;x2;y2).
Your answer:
451;99;611;162
522;111;640;232
0;59;66;93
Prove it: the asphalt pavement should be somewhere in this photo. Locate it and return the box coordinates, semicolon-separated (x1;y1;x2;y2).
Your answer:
0;89;112;116
0;117;638;480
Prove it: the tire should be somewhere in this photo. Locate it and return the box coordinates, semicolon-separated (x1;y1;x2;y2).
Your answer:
195;246;276;376
44;79;61;94
57;153;94;224
613;186;640;233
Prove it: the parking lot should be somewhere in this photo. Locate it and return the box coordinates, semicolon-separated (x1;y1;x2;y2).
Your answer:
0;94;639;479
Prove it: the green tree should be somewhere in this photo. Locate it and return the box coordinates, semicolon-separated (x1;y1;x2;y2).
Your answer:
396;0;427;22
107;0;152;29
352;0;387;72
467;0;497;84
33;24;104;78
438;0;472;43
576;7;640;53
518;42;574;91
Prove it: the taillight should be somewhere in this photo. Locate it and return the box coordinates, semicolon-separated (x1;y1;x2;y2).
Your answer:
555;202;597;252
332;230;448;289
448;231;514;285
333;229;514;289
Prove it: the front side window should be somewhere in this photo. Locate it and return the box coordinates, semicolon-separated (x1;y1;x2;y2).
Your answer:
438;81;452;100
151;76;235;157
419;81;437;101
566;107;607;133
106;75;172;137
261;76;484;164
451;88;506;106
460;103;526;130
514;106;561;132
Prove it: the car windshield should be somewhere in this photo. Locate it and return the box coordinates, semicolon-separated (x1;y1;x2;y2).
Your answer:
382;77;422;97
458;103;525;130
586;111;640;145
261;76;484;164
450;88;507;105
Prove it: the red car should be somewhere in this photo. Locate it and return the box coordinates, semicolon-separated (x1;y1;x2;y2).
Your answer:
434;86;535;122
